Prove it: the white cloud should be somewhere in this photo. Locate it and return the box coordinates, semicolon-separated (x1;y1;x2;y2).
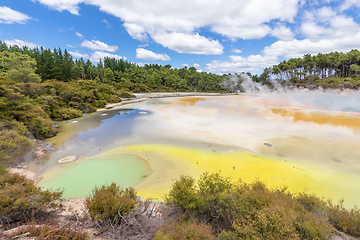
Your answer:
138;43;149;48
341;0;360;11
103;19;111;28
28;0;360;74
152;32;223;55
301;7;360;40
263;33;360;59
206;54;278;74
80;39;118;52
231;48;242;54
301;22;328;39
193;63;202;72
271;24;294;41
123;23;148;41
136;48;171;61
32;0;84;15
89;51;125;63
34;0;300;53
4;39;39;48
75;32;84;38
0;6;32;24
69;51;89;59
212;24;271;40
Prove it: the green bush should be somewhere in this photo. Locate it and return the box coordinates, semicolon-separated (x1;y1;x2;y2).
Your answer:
0;119;29;136
166;173;346;239
166;176;201;213
0;165;7;175
85;183;137;222
0;129;34;165
154;220;215;240
0;172;62;224
51;107;82;121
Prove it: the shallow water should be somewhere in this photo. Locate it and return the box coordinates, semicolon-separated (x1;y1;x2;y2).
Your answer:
38;93;360;207
39;154;152;198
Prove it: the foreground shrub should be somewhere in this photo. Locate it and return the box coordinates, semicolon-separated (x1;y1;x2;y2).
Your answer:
85;183;137;223
154;220;215;240
7;222;88;240
0;173;63;225
166;172;347;239
327;200;360;237
97;201;163;239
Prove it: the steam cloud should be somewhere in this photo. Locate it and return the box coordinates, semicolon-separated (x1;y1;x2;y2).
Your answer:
222;74;360;113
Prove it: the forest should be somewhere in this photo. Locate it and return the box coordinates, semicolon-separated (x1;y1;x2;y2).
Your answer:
0;41;223;92
254;49;360;89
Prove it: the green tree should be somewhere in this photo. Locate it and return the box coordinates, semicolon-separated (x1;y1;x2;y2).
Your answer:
103;68;114;84
0;51;41;83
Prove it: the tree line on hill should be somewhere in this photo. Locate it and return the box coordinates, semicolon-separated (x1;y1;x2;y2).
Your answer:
253;49;360;89
0;41;223;92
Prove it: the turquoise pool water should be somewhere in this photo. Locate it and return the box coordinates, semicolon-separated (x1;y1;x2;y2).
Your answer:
38;154;152;198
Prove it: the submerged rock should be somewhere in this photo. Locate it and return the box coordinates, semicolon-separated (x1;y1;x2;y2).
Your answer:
58;155;78;164
264;143;272;147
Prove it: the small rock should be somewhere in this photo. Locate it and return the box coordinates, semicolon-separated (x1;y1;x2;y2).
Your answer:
264;143;272;147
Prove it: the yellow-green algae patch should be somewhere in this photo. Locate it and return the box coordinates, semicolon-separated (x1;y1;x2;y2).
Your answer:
107;144;360;208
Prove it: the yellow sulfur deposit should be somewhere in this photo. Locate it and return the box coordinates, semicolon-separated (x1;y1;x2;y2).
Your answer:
105;144;360;208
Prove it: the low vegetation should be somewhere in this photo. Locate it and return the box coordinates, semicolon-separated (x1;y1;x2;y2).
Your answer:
4;223;88;240
164;172;360;240
154;220;215;240
1;170;359;239
0;169;62;226
85;183;137;223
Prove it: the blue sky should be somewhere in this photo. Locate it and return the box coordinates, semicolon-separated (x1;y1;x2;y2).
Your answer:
1;0;360;75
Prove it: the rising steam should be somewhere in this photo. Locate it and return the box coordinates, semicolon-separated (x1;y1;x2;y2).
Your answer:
221;74;360;113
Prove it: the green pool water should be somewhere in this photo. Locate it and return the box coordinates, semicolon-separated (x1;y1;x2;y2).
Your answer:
38;154;152;199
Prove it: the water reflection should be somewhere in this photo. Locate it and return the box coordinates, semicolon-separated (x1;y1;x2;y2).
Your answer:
42;109;149;169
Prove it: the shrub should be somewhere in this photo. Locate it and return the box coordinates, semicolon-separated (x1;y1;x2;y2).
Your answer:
0;172;62;224
166;173;340;239
154;220;215;240
0;129;34;165
98;202;163;239
8;222;88;240
85;183;137;223
51;107;82;121
0;119;29;136
166;175;201;213
327;200;360;237
0;165;7;175
118;90;135;98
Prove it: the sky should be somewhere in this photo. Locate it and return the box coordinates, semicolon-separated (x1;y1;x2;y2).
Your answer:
0;0;360;75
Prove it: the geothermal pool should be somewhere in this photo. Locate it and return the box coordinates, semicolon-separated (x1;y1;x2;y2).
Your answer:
38;92;360;207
